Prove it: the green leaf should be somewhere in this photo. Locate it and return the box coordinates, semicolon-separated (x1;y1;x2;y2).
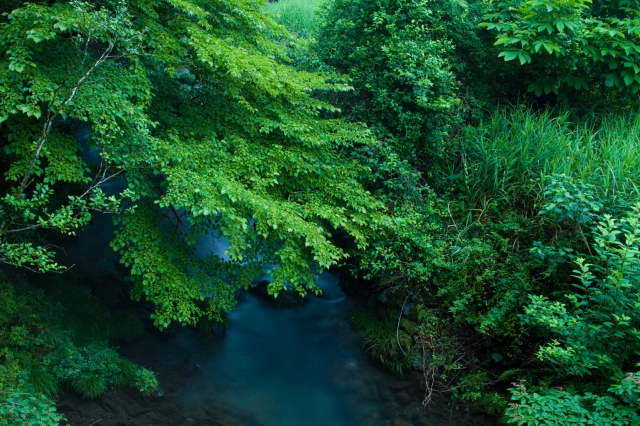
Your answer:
499;51;520;61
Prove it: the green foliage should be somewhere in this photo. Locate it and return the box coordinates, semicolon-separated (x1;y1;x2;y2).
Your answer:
317;0;462;170
0;0;145;272
351;106;640;420
539;174;603;224
359;193;546;347
26;367;58;397
0;0;384;327
4;1;640;424
349;304;410;374
483;0;640;96
499;189;640;424
134;368;159;396
313;0;640;421
0;273;157;417
506;376;640;425
51;345;157;398
526;206;640;371
457;372;509;415
0;392;66;426
450;106;640;206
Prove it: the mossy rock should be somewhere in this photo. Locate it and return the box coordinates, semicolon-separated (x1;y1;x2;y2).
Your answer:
398;330;412;350
400;317;418;333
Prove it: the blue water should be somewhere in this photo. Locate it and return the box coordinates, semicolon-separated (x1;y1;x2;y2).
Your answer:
117;273;492;426
175;273;363;425
57;186;492;425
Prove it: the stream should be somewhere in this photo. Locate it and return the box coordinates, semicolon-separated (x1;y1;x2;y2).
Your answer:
117;271;491;426
53;172;493;426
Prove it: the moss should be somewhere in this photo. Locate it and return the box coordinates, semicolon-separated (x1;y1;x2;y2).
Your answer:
397;330;412;351
399;317;418;333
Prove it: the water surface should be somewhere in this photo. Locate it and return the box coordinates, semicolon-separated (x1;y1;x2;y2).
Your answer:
120;272;491;426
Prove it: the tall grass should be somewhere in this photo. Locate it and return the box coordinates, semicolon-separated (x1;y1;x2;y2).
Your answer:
266;0;326;38
451;107;640;207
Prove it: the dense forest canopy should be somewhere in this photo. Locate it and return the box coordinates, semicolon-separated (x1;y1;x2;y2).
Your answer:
1;0;640;424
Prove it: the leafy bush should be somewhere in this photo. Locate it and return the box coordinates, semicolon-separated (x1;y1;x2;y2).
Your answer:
50;345;157;398
506;377;640;425
483;0;640;97
0;392;66;426
506;204;640;423
350;107;640;421
317;0;462;170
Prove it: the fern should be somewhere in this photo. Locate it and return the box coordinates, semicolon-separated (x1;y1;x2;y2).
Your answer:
110;359;137;388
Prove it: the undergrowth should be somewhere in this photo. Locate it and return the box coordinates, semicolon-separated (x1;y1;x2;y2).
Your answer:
449;107;640;208
0;272;157;425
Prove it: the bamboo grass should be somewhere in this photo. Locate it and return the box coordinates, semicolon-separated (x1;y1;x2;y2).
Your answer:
454;107;640;207
266;0;326;38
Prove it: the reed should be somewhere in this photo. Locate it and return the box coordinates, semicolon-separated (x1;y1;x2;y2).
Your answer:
452;107;640;207
266;0;326;38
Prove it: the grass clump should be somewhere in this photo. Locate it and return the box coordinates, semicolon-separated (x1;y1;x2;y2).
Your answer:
450;107;640;208
266;0;326;38
349;302;410;374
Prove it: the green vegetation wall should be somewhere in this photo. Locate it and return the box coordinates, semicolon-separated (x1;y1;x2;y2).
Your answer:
317;0;461;170
0;0;384;328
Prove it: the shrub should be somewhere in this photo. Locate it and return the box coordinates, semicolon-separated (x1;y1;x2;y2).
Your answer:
317;0;461;172
0;392;66;426
50;345;158;399
506;204;640;423
0;275;157;408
